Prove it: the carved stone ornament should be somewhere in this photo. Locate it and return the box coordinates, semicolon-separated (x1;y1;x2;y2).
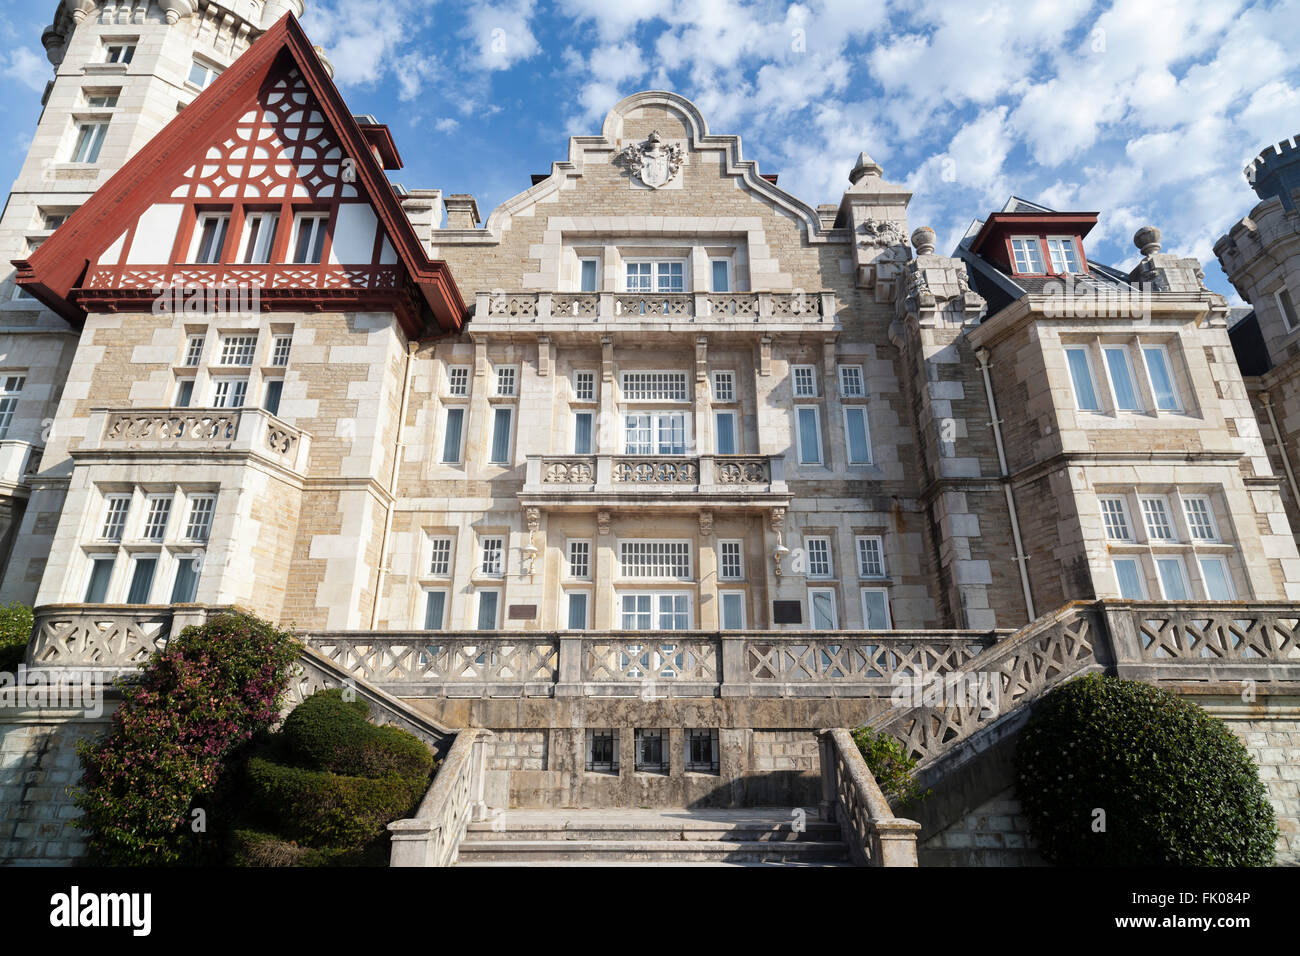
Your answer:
858;219;909;249
615;130;685;189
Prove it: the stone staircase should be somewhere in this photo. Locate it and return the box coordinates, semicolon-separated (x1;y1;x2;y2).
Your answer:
454;808;851;866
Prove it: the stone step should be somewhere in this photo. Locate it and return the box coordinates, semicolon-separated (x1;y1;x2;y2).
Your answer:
463;820;843;843
456;839;851;864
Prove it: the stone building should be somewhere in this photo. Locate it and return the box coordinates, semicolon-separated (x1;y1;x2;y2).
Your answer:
3;3;1300;852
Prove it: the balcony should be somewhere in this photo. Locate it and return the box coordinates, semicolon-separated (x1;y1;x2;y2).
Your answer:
472;290;837;333
521;454;788;510
0;440;41;494
76;406;311;474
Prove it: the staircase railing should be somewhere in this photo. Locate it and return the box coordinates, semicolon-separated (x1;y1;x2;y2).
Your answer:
818;728;920;866
389;728;493;867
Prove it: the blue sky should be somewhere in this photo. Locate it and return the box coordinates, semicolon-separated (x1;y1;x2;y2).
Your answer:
3;0;1299;299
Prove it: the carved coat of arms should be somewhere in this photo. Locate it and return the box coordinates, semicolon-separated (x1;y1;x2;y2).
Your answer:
615;130;685;189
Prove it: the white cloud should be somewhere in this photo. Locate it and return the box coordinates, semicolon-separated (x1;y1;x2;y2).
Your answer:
463;0;542;71
2;48;47;93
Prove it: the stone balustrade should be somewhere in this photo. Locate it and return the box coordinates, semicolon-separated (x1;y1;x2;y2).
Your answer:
475;290;835;327
25;603;234;670
83;406;311;473
819;728;920;866
524;453;786;501
389;728;493;867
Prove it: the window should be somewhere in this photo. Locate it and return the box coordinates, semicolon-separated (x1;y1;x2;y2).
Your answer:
805;537;833;578
142;497;171;542
441;407;465;463
104;44;135;64
1102;346;1141;411
1099;497;1132;541
720;590;746;630
447;366;470;397
586;729;618;773
1046;236;1082;274
838;365;865;397
1010;236;1045;274
792;365;817;398
574;411;594;454
796;406;822;464
494;366;517;397
861;589;891;629
184;495;215;542
1140;496;1174;541
71;122;108;163
623;412;687;455
263;380;283;416
619;540;691;579
621;371;688;402
714;411;737;455
710;259;730;293
579;258;598;293
573;370;596;402
187;59;223;89
423;590;447;630
170;558;200;604
568;540;591;579
428;536;453;576
856;536;885;578
686;729;719;773
719;540;744;580
191;212;230;263
219;335;257;366
711;371;735;403
241;213;280;263
489;406;514;464
475;590;500;630
212;379;247;408
1113;557;1146;599
1064;346;1100;411
1275;287;1298;331
126;557;157;604
100;495;131;541
634;729;668;773
1155;556;1191;600
0;375;24;439
619;592;691;629
843;406;872;465
480;537;504;576
291;213;328;264
565;591;589;630
625;260;684;293
84;557;115;603
175;379;194;408
266;336;291;368
1198;556;1235;600
808;588;838;629
41;211;71;229
1182;496;1218;541
1141;346;1181;411
85;92;118;108
183;335;205;366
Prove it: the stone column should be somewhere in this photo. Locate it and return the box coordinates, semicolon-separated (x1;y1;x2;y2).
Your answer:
697;510;718;629
593;510;615;629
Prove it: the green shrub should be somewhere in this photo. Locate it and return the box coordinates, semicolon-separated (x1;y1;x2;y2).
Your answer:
279;689;434;779
851;725;928;809
73;612;302;865
1015;673;1277;866
229;829;388;868
0;601;33;674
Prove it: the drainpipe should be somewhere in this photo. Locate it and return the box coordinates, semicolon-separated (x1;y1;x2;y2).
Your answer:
974;347;1035;623
1260;391;1300;509
370;340;418;629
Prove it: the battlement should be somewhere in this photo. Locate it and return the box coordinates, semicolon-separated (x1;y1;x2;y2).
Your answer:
1246;133;1300;210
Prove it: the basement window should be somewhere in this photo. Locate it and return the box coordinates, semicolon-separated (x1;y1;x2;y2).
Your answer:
586;729;619;774
634;729;668;774
685;729;719;774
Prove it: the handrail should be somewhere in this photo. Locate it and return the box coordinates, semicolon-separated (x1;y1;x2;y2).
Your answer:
819;728;919;866
389;728;493;867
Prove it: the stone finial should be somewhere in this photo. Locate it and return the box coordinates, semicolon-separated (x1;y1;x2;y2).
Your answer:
41;26;67;66
849;151;883;185
313;45;336;80
161;0;196;24
69;0;97;23
911;226;936;255
1134;225;1162;256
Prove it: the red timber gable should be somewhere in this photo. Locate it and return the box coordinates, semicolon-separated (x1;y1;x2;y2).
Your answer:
12;14;464;337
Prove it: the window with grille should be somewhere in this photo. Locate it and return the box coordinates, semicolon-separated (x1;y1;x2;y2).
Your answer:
494;366;517;397
446;366;470;396
573;370;595;402
185;495;215;542
428;536;452;576
568;540;590;578
1140;497;1174;541
270;336;292;367
183;336;205;367
0;375;25;439
856;536;884;578
100;495;131;541
686;729;720;773
624;261;684;293
719;540;743;580
480;537;504;576
219;335;257;366
619;592;691;630
1011;236;1045;274
838;365;865;397
634;729;668;773
805;537;832;578
619;540;691;579
711;371;735;403
142;497;171;542
1182;497;1218;541
621;371;688;402
1099;497;1131;540
792;365;817;398
586;729;618;773
623;412;686;455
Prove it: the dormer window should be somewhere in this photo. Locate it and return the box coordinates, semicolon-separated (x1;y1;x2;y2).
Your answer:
1010;236;1045;274
1046;236;1083;274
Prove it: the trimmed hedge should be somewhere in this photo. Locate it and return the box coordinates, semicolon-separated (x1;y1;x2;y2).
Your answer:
1015;673;1277;866
279;691;433;779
